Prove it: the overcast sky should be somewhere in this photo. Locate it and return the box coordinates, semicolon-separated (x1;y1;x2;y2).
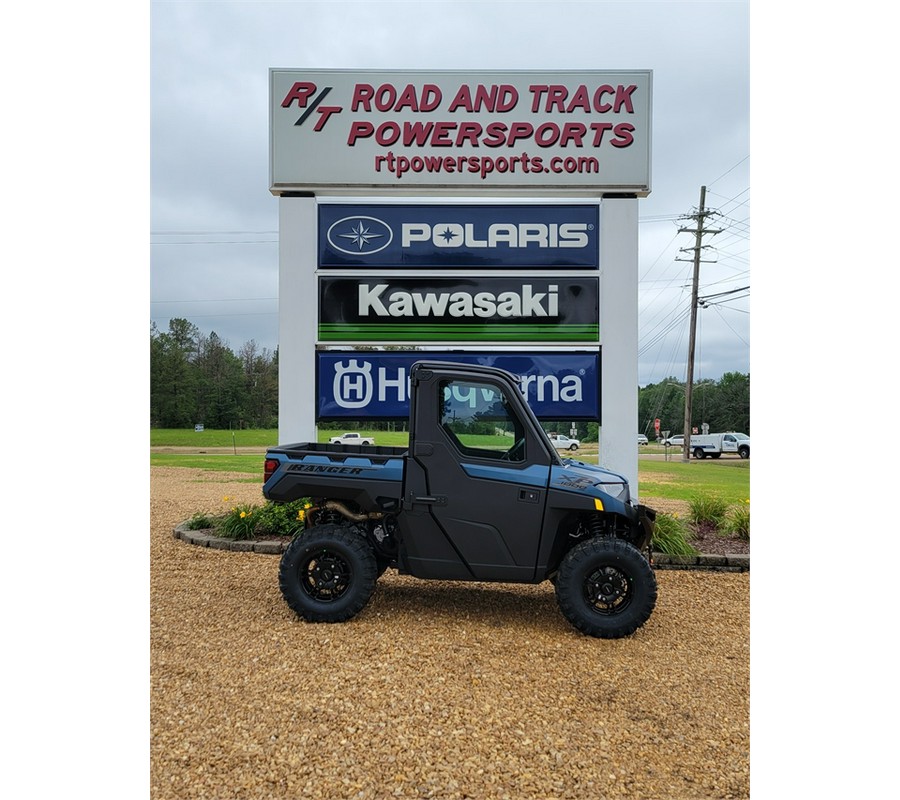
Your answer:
149;0;749;386
9;5;900;794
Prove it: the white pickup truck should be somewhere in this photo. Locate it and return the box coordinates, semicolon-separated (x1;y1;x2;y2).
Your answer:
547;433;581;451
328;432;375;446
689;432;749;459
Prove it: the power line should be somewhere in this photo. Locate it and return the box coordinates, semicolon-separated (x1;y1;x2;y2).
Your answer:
152;230;278;235
708;156;749;188
152;297;277;304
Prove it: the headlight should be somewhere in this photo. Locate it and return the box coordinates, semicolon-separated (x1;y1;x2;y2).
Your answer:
596;482;629;502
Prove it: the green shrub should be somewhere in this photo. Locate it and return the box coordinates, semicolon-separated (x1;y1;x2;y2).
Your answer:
687;493;730;530
254;499;311;538
725;500;750;541
219;503;259;540
189;498;313;540
651;512;698;556
185;511;220;530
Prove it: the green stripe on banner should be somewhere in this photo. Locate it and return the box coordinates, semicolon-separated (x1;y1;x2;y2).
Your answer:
318;324;599;341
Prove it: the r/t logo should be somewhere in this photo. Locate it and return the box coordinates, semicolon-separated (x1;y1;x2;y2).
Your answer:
333;360;373;409
281;82;342;130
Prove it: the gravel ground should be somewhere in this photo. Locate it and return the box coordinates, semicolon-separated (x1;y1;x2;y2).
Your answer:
151;467;749;799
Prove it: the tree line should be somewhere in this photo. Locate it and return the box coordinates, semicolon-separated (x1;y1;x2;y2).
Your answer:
151;319;279;429
638;373;750;439
150;319;750;436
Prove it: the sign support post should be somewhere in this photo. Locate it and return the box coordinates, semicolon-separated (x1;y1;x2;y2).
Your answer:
277;194;318;444
600;196;639;495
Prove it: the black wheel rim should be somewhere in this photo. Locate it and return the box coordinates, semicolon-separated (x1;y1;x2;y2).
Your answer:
584;565;633;615
300;548;352;602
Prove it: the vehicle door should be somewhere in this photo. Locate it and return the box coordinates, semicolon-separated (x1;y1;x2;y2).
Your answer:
723;434;737;453
399;365;555;582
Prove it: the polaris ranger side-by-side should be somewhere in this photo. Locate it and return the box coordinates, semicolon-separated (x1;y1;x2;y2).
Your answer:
263;361;658;638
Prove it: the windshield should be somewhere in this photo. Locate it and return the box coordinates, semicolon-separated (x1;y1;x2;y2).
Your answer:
733;433;749;441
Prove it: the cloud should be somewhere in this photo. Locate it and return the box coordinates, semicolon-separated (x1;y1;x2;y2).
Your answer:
150;1;750;385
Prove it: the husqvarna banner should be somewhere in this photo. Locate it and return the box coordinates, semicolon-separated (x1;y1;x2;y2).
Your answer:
318;276;600;343
317;351;599;420
270;69;651;194
318;204;598;268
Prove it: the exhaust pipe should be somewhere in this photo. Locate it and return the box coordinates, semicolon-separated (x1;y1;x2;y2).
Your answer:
322;500;383;523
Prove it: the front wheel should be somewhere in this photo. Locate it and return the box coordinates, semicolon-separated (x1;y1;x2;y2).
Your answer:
569;444;578;451
279;524;378;623
738;446;749;459
555;537;657;639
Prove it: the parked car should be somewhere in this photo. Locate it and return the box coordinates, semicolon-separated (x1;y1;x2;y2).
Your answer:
660;435;684;447
328;432;375;446
637;434;648;445
547;433;580;451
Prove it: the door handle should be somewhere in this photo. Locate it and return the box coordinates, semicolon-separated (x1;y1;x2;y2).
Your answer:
410;494;447;506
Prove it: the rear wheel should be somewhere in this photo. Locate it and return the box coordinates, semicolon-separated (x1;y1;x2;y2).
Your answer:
555;537;657;639
279;524;377;623
694;448;706;459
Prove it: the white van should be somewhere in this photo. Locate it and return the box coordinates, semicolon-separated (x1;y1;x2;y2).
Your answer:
689;432;749;459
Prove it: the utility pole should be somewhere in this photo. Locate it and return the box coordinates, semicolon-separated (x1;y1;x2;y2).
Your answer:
677;186;721;463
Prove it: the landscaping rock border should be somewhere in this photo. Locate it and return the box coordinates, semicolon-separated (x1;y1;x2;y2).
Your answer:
173;521;749;571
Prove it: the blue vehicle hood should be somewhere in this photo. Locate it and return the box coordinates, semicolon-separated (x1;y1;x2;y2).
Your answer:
553;458;628;486
549;459;632;508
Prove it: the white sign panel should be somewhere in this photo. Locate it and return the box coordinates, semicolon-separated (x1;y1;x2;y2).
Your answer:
270;69;651;195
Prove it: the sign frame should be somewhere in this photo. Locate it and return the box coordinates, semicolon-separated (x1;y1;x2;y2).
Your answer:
317;202;600;269
317;274;600;345
315;349;601;421
270;69;652;196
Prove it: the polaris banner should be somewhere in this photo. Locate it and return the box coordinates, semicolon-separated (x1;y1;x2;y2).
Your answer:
318;276;599;343
317;351;600;420
318;204;599;268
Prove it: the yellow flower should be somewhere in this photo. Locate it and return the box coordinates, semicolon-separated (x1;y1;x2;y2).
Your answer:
223;496;230;502
240;511;246;519
297;509;306;521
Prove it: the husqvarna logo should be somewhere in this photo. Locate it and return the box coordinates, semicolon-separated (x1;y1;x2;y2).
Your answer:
333;360;375;408
326;216;394;255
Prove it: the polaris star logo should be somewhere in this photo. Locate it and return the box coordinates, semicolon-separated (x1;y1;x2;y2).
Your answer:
326;216;393;255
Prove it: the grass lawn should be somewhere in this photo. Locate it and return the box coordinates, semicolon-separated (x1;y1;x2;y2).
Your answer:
636;458;749;504
151;429;279;448
150;442;749;506
150;453;264;478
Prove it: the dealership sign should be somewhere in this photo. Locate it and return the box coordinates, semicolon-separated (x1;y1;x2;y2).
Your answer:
318;204;598;268
318;276;599;344
317;351;599;419
270;69;651;194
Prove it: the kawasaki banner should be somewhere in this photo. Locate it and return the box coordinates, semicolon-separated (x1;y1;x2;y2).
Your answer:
318;276;599;344
317;350;600;420
318;203;599;268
